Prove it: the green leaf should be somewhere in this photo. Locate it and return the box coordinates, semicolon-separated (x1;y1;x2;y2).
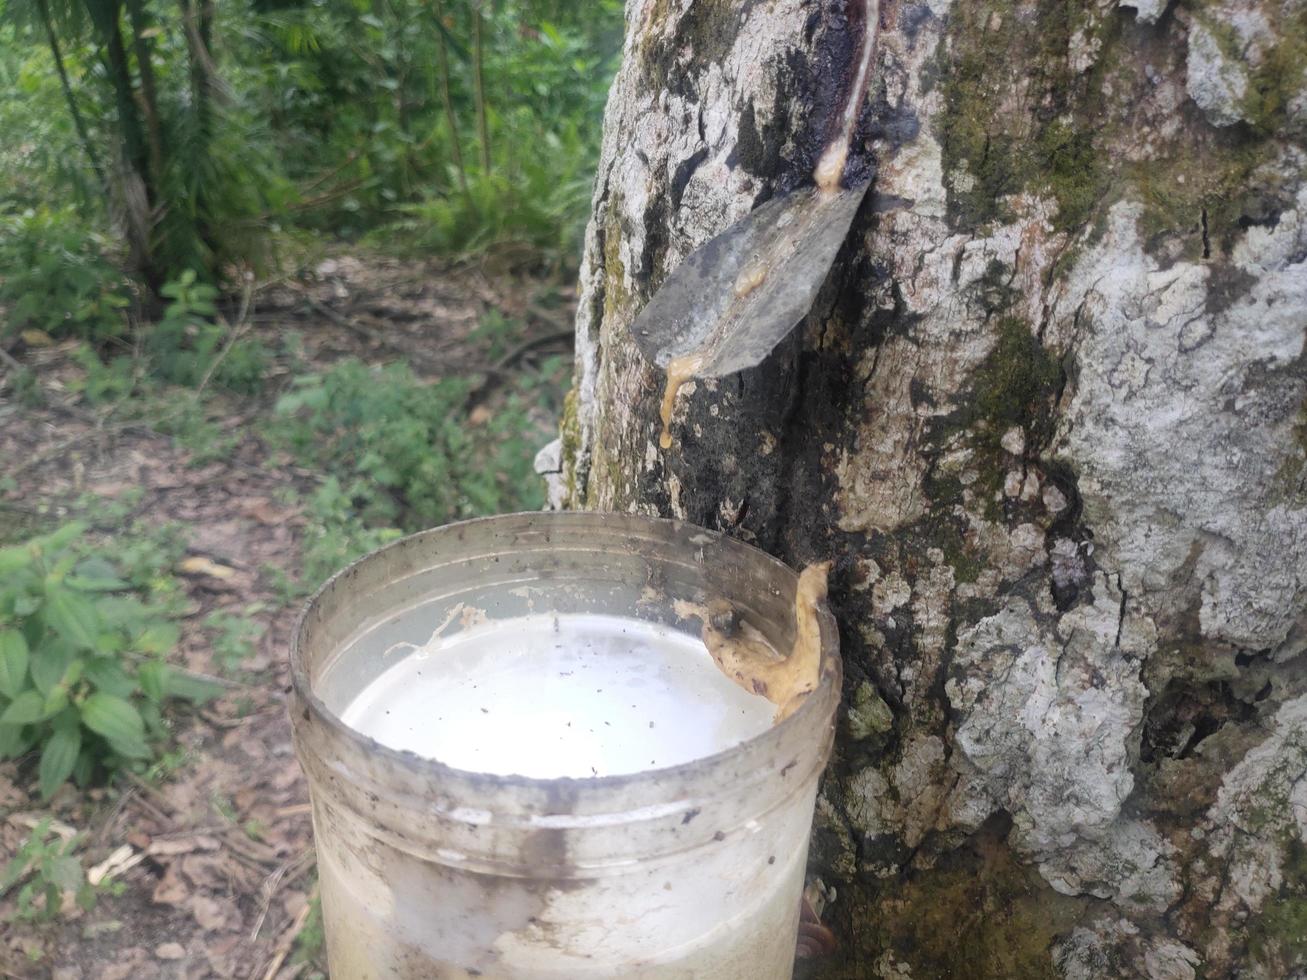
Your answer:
66;573;128;592
0;690;44;725
161;669;224;704
13;593;41;617
43;586;102;650
140;698;164;736
0;723;26;758
48;553;78;580
59;658;83;688
73;750;94;786
2;852;28;891
0;545;33;576
133;622;180;655
75;557;120;581
80;693;150;759
0;631;29;698
43;855;83;892
42;687;68;719
95;596;150;631
82;657;135;698
30;641;76;695
39;727;80;799
41;522;87;552
137;661;164;703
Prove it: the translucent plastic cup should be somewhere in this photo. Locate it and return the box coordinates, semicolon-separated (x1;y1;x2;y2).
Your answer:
290;512;841;979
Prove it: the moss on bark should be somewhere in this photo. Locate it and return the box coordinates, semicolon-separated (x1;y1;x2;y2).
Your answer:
806;825;1091;980
936;0;1115;233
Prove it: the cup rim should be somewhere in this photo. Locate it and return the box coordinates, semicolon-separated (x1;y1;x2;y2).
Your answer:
289;511;842;801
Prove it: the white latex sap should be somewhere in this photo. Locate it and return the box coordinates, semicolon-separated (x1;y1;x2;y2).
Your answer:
341;613;774;778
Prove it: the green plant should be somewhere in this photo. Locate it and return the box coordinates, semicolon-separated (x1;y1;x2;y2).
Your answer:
5;362;45;407
292;888;326;974
297;479;404;592
144;271;265;393
203;608;265;674
69;343;137;405
0;819;113;920
0;523;221;799
376;133;594;261
267;359;548;532
108;518;189;612
0;206;132;340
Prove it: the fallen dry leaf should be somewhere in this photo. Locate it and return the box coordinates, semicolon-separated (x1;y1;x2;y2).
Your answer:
88;480;133;499
0;768;23;809
151;863;190;906
234;788;258;811
179;556;237;581
155;942;186;960
240;498;300;526
281;890;308;919
0;253;490;979
100;949;148;980
147;836;221;858
203;935;242;979
8;812;78;839
181;852;254;891
20;328;55;347
190;894;231;931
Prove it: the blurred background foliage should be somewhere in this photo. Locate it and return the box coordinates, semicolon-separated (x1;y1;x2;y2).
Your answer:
0;0;619;608
0;0;623;335
0;0;617;929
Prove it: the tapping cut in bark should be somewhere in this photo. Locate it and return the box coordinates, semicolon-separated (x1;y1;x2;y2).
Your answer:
633;0;882;450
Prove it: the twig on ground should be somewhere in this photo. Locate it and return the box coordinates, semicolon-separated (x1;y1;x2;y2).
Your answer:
0;344;24;374
126;791;175;829
150;825;231;840
296;293;377;343
96;784;138;846
260;889;315;980
87;844;146;886
491;328;574;371
251;849;315;941
173;664;250;690
224;842;279;875
525;302;573;333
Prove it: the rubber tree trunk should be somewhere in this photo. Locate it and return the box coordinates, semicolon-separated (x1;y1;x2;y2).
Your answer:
95;0;162;292
547;1;1307;976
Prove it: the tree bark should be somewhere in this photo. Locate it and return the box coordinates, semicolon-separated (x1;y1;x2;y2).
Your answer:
88;0;161;290
471;3;491;173
430;0;469;193
552;1;1307;976
125;0;166;199
178;0;217;142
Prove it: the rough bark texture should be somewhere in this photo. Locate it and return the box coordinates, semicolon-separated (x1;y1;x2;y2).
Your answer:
543;1;1307;976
